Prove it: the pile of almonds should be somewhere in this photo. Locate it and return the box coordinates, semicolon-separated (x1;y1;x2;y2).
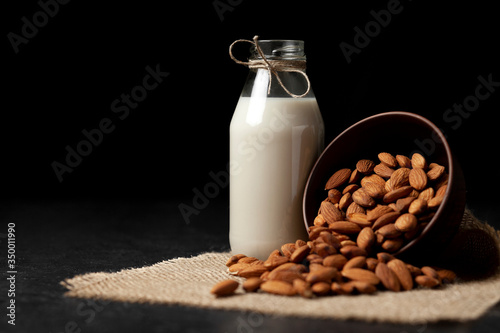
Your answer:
318;151;449;253
211;152;456;298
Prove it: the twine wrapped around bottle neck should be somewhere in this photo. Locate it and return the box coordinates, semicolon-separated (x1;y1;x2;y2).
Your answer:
229;35;311;98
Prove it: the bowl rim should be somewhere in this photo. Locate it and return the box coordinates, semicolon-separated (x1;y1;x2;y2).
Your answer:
302;111;454;255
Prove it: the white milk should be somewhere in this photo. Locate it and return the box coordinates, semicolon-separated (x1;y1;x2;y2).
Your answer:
229;96;324;259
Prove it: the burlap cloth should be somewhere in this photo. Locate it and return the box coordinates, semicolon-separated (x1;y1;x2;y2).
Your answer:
61;209;500;323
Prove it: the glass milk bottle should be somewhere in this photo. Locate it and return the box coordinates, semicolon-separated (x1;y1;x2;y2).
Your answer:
229;37;324;259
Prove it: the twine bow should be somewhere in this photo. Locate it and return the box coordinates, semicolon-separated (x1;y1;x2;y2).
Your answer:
229;35;311;98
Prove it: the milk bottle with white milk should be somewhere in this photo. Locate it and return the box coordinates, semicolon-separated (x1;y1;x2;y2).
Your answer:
229;38;324;259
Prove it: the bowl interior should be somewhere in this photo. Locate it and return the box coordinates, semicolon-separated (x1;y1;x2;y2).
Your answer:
303;111;464;258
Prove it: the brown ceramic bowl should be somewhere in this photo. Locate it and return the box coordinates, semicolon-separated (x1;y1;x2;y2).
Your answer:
303;111;466;263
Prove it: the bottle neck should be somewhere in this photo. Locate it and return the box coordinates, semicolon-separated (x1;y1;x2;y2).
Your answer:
230;37;312;98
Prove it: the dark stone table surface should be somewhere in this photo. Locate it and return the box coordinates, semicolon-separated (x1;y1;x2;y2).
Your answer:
1;198;499;333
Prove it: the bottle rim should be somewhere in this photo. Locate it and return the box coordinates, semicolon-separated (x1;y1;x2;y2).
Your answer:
250;40;305;60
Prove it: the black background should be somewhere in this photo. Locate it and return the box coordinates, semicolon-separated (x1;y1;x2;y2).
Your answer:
2;1;500;332
4;0;499;208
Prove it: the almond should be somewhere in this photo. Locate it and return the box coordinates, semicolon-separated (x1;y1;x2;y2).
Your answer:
408;198;428;215
366;257;379;271
339;192;353;211
342;184;360;194
349;168;362;184
332;233;350;242
327;189;342;203
395;196;416;213
383;185;414;203
375;262;400;292
357;227;375;252
267;263;305;281
387;259;413;291
227;262;251;274
264;255;289;270
326;188;342;204
375;232;385;245
341;268;380;285
396;154;412;168
270;262;307;274
308;263;324;272
339;245;367;258
260;280;296;296
328;221;361;234
331;282;353;295
421;266;440;280
312;241;337;257
238;264;269;278
427;164;445;181
411;153;428;169
346;202;366;216
325;168;351;190
418;187;435;202
293;279;313;298
372;212;401;230
319;231;341;249
409;168;428;191
242;277;262;292
436;269;457;283
314;214;326;226
363;181;387;199
374;163;395;178
394;213;418;232
306;266;339;284
238;256;259;264
211;279;239;297
388;167;411;189
381;238;404;252
281;243;296;257
356;159;376;174
376;252;396;263
436;184;448;197
323;254;348;269
306;254;323;265
226;254;246;267
428;195;444;209
361;174;386;188
321;201;344;223
385;179;394;193
409;189;420;198
367;205;394;222
343;256;367;270
377;223;402;239
352;188;376;208
267;269;304;283
308;226;329;240
295;234;306;249
415;275;440;288
290;244;310;263
350;280;377;294
340;240;356;247
347;212;372;227
378;152;398;168
311;282;331;296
